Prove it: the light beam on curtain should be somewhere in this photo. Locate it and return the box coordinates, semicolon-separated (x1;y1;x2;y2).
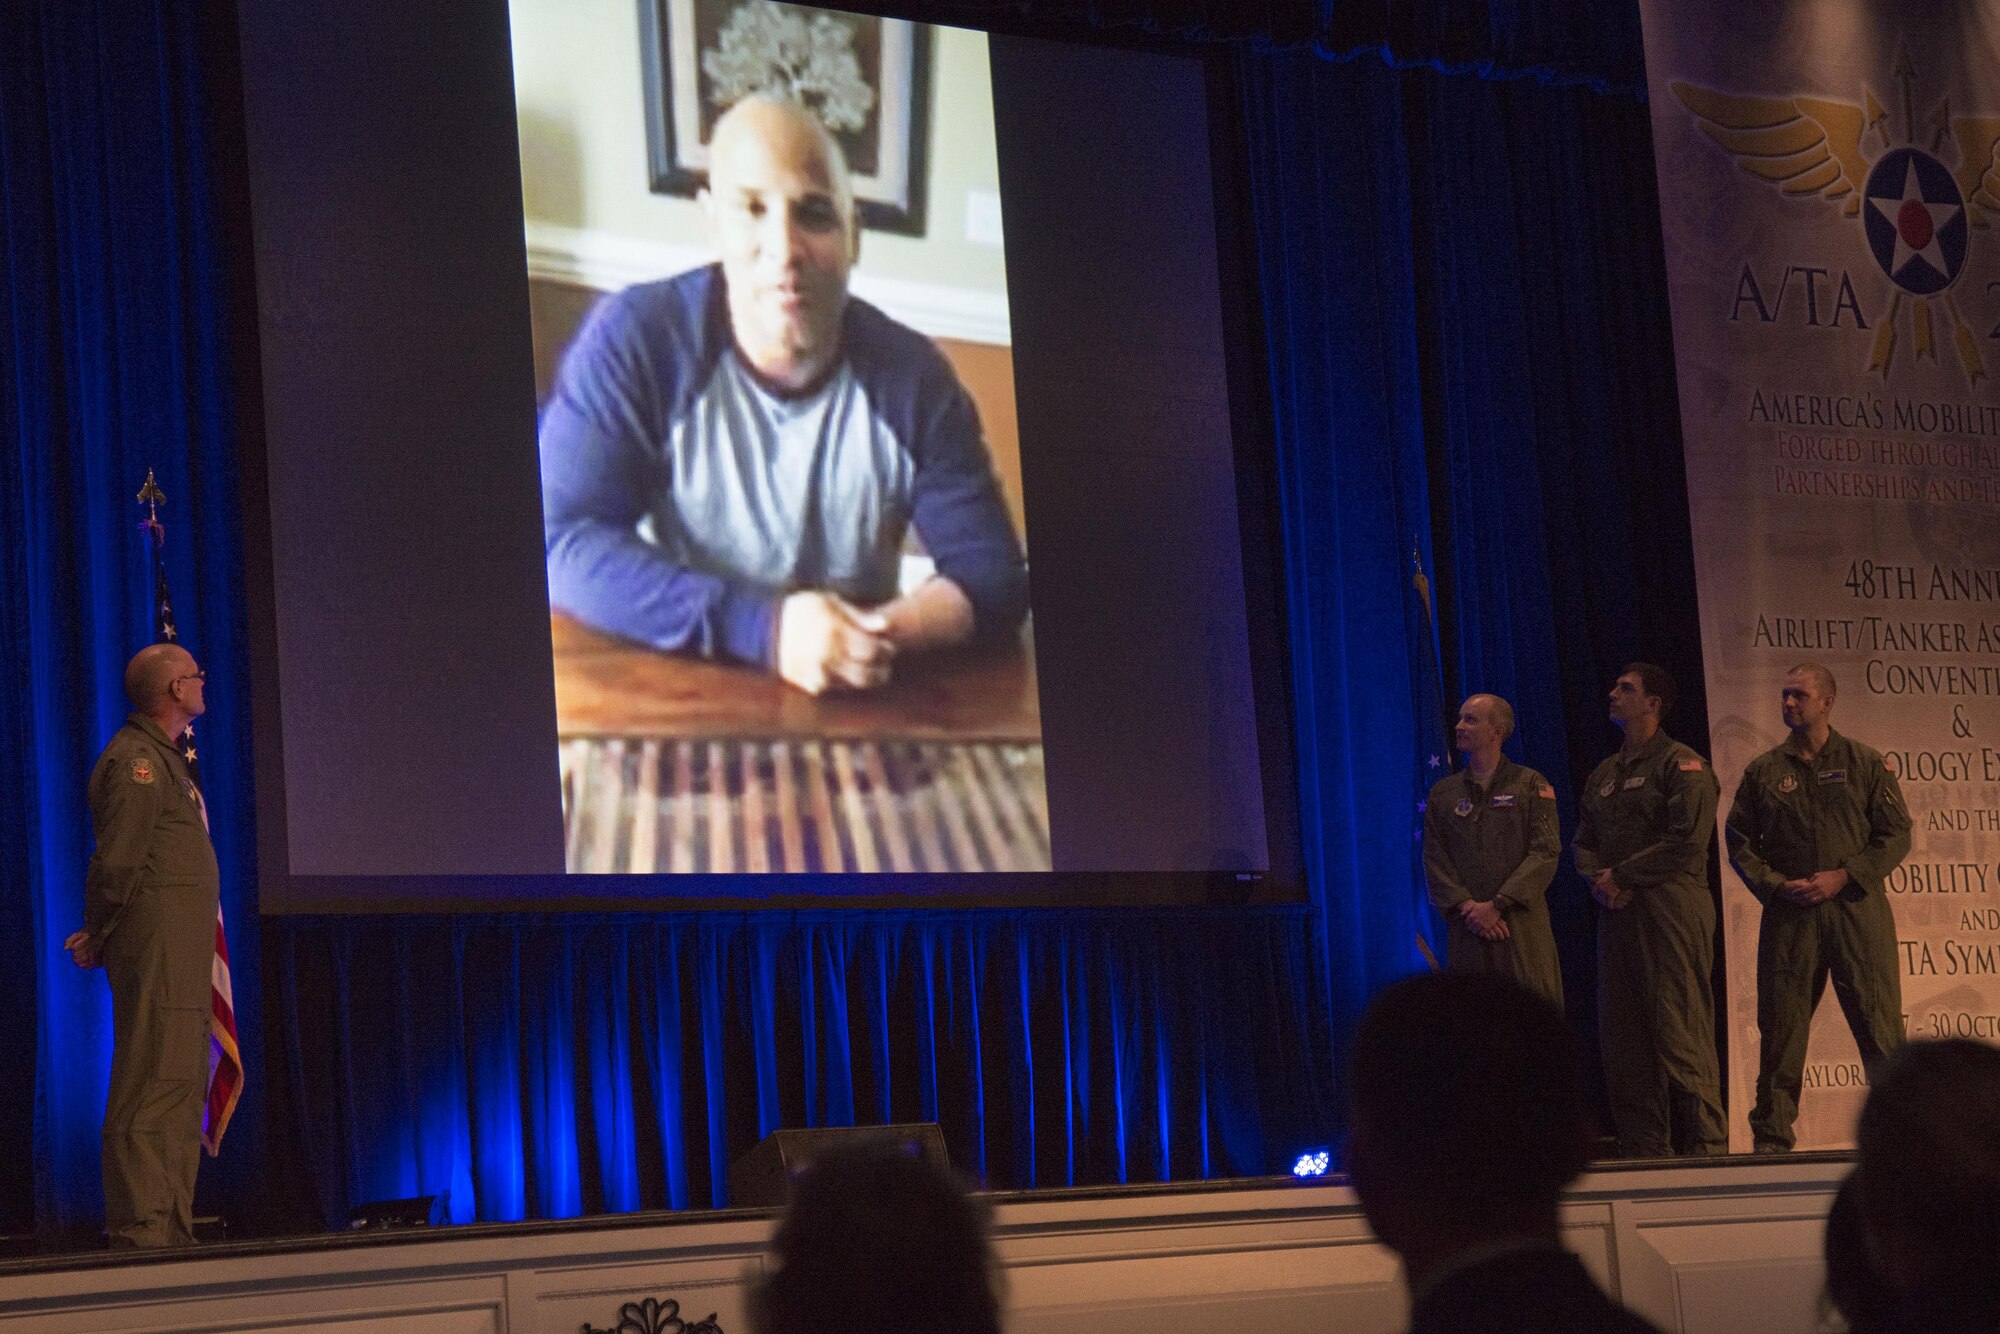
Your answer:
1;0;263;1246
274;909;1326;1224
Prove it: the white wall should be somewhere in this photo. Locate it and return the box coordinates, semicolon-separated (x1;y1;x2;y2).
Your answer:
509;1;1009;340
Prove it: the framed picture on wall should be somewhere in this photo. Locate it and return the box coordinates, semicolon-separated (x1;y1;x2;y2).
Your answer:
638;0;933;236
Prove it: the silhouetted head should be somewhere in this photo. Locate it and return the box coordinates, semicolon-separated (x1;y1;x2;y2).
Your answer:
1848;1039;2000;1329
752;1141;1001;1334
1822;1174;1895;1334
1347;973;1592;1262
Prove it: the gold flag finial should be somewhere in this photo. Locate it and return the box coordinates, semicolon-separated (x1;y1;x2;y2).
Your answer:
136;469;165;520
136;469;167;545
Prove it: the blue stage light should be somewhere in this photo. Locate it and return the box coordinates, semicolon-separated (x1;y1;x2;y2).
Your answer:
1291;1148;1331;1178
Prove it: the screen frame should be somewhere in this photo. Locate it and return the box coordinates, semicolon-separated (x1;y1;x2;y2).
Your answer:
232;2;1307;914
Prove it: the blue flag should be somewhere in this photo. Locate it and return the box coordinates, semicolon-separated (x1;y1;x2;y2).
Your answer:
1408;549;1451;967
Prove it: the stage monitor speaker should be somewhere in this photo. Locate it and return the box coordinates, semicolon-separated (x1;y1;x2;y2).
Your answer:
729;1122;949;1208
347;1193;449;1229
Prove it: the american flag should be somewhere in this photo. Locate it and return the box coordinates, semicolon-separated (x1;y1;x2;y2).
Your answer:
139;472;243;1156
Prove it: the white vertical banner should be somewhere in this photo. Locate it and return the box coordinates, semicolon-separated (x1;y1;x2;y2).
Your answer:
1638;3;2000;1150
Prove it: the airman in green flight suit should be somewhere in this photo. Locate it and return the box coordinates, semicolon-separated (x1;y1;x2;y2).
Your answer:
1725;662;1910;1153
1423;694;1564;1008
65;643;220;1247
1573;663;1726;1158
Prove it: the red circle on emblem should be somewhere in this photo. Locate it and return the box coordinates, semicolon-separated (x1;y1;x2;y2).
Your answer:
1897;199;1934;249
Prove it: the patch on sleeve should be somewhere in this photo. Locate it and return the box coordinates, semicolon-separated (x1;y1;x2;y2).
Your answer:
1538;784;1556;799
1678;758;1705;772
128;757;156;785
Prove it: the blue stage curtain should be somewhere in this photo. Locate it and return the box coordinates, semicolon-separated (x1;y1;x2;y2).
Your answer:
1240;51;1445;1052
0;0;268;1245
1396;67;1710;1026
874;0;1644;91
273;908;1326;1222
1240;47;1706;1075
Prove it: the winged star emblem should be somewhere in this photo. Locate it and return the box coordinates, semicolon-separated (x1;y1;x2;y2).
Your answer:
1675;52;2000;385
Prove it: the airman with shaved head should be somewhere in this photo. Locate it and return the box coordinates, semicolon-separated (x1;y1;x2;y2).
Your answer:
66;643;219;1246
1422;693;1565;1007
538;95;1027;697
1726;662;1911;1152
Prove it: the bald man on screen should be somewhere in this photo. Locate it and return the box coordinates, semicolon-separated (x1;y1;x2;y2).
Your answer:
539;97;1027;695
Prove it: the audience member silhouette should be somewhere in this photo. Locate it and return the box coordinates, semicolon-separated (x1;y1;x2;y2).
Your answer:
1826;1038;2000;1334
750;1141;1002;1334
1820;1175;1893;1334
1347;972;1662;1334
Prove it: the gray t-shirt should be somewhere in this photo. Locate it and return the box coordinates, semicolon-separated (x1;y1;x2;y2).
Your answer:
640;348;915;607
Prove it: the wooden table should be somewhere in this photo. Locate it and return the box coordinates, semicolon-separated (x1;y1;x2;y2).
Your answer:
550;612;1042;742
548;613;1050;874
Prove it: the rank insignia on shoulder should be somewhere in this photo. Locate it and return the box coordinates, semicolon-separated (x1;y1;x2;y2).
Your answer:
1818;769;1847;784
1491;793;1517;809
1678;758;1704;772
1778;774;1799;794
1621;775;1647;790
1538;784;1556;799
129;757;155;785
1598;779;1616;798
1454;798;1474;817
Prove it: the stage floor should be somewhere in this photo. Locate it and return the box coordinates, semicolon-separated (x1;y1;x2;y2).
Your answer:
0;1156;1849;1334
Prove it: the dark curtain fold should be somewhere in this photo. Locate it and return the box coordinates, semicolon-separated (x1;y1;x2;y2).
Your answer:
273;909;1326;1223
1399;67;1710;1028
0;0;267;1246
1241;45;1707;1087
1240;50;1443;1051
865;0;1644;90
1320;0;1645;90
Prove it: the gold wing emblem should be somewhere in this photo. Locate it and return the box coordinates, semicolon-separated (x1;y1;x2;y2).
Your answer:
1673;82;1871;216
1950;114;2000;227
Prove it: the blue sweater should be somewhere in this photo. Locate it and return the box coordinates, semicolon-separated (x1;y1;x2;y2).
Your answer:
539;266;1029;666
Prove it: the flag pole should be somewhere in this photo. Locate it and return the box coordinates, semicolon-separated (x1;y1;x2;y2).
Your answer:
1410;546;1453;968
135;470;243;1156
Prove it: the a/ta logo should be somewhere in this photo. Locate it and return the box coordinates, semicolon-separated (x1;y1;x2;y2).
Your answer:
1863;147;1969;296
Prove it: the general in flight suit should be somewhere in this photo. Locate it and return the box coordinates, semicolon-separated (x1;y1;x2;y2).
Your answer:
1726;728;1910;1151
84;713;219;1248
1574;732;1725;1157
1423;760;1564;1008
